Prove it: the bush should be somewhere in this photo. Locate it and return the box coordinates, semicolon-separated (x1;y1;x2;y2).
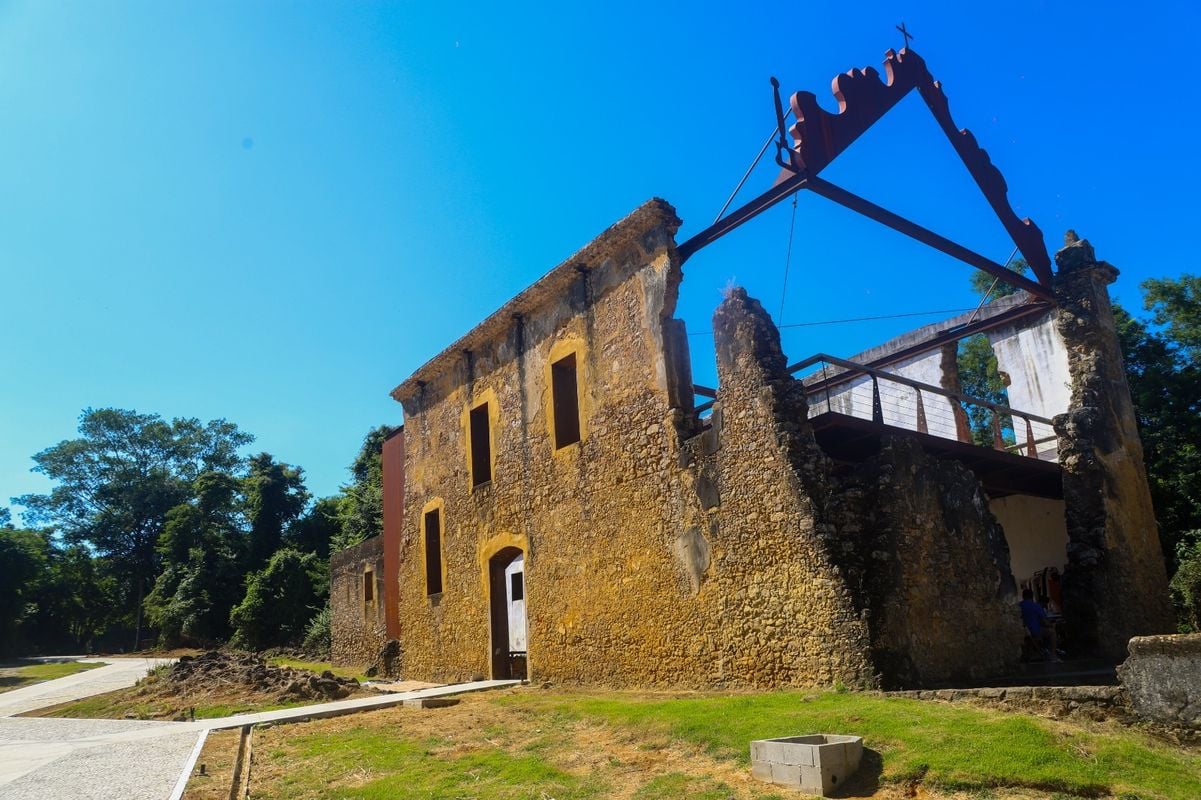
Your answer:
1169;532;1201;632
302;604;331;659
229;548;324;650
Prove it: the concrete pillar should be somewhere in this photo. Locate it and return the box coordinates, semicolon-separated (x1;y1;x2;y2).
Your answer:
1053;234;1174;659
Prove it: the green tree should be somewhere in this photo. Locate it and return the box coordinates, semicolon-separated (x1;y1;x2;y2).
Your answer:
287;496;342;560
0;528;50;653
333;426;394;550
243;454;309;571
16;409;252;649
149;544;242;646
1115;281;1201;567
956;334;1014;447
229;548;326;650
968;259;1030;300
35;544;120;651
145;471;245;646
1143;274;1201;357
1170;534;1201;632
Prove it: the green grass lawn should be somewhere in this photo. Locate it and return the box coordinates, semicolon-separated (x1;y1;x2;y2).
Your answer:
267;657;368;682
0;660;104;693
241;688;1201;800
512;690;1201;798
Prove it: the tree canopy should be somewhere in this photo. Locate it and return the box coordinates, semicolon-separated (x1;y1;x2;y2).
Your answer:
8;411;391;654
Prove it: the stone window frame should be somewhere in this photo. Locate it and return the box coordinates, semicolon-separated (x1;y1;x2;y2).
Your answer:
362;567;375;611
462;387;500;493
420;498;448;599
544;337;589;455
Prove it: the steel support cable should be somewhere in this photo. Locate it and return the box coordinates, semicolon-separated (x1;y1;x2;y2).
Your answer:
967;245;1020;324
778;191;800;324
713;117;792;225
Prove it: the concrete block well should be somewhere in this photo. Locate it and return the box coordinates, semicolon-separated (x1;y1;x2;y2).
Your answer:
750;734;863;796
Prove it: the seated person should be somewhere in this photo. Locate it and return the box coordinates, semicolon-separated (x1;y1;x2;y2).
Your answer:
1020;588;1060;662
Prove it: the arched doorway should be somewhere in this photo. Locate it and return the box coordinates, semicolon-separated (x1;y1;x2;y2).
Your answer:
488;547;527;679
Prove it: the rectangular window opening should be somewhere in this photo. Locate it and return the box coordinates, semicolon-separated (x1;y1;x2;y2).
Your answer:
470;403;492;486
510;571;524;602
552;353;581;448
424;509;443;596
363;570;374;603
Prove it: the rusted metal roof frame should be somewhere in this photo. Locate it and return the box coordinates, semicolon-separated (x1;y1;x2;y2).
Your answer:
677;48;1054;303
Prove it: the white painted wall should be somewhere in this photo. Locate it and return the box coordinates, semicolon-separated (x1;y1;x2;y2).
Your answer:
990;494;1069;583
987;312;1071;462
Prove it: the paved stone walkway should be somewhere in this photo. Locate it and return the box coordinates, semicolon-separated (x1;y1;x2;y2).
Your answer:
0;658;518;799
0;658;172;718
0;718;199;800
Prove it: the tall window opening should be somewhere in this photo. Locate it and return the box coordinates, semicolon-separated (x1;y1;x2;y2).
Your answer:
470;403;492;485
363;570;374;603
424;508;443;595
552;353;581;448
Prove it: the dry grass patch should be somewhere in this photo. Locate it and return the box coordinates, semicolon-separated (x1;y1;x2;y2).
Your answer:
180;729;242;800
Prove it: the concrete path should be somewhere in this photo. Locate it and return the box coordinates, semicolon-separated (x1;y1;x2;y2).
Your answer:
0;658;172;718
0;660;518;800
195;678;518;730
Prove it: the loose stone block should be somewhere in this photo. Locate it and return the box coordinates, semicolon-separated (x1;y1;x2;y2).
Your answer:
402;697;460;709
1118;633;1201;728
750;734;863;796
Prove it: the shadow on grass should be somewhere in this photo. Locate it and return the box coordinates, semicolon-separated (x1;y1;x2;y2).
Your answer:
831;747;883;798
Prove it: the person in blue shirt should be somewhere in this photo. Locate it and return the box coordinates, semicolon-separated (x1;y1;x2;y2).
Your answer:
1020;588;1060;662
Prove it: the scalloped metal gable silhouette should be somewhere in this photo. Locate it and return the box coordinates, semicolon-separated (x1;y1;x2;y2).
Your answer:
679;48;1054;302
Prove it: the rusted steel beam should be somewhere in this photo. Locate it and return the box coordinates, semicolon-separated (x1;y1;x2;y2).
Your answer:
692;384;718;399
677;171;808;262
681;47;1053;294
803;176;1055;301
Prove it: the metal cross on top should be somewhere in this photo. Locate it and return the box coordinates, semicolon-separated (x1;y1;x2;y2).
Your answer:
896;22;914;50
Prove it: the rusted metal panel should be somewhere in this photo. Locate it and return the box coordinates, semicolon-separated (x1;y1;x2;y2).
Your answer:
381;426;405;639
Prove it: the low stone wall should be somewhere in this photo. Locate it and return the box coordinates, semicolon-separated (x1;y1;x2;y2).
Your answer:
1117;633;1201;729
887;684;1125;722
330;536;387;667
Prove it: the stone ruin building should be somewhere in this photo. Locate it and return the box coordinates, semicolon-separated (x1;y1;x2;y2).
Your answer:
330;48;1173;690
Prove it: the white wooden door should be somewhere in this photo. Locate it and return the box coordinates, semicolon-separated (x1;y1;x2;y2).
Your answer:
504;554;526;652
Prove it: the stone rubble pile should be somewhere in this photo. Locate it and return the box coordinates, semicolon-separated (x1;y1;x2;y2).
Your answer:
166;651;358;701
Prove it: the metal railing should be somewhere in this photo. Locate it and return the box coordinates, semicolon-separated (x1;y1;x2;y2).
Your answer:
788;354;1058;461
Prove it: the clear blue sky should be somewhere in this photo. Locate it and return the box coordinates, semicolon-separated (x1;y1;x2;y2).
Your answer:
4;1;1199;513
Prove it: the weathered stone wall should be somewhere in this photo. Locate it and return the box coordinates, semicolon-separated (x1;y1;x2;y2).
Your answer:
1053;236;1174;658
840;438;1024;687
1117;634;1201;728
379;202;1166;689
330;535;387;667
391;202;881;688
